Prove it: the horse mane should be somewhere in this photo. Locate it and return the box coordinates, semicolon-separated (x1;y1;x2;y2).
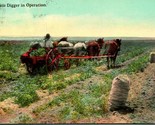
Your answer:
115;39;121;46
96;38;104;42
96;38;104;48
58;37;68;42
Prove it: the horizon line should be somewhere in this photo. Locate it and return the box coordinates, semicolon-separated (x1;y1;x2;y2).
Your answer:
0;36;155;38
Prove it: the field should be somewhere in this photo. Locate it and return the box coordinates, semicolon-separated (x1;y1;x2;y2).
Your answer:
0;39;155;123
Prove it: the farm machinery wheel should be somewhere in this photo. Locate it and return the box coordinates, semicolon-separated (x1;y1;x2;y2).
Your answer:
46;48;60;72
64;59;71;70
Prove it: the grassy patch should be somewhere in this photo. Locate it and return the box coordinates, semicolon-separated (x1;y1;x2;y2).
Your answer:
11;113;33;123
0;43;29;72
121;54;149;74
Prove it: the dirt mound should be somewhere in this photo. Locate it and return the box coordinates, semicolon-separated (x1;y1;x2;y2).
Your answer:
0;98;19;115
127;63;155;123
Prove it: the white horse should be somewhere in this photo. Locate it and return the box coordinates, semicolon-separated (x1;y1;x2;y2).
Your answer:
58;41;73;47
74;42;87;56
56;41;74;55
73;42;87;66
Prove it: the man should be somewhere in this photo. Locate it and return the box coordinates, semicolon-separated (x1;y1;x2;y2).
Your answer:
39;33;53;48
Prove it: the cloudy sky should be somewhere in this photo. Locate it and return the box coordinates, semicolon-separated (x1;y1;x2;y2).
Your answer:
0;0;155;37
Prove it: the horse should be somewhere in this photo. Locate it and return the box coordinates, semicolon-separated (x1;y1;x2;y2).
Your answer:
104;39;122;68
52;37;74;70
85;38;104;59
58;41;74;47
53;37;73;49
74;42;87;56
53;37;68;48
73;42;87;66
52;37;74;54
58;37;68;42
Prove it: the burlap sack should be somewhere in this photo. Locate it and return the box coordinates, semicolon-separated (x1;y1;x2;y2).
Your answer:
108;74;130;111
150;52;155;63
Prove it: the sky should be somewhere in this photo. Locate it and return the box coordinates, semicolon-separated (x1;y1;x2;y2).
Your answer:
0;0;155;37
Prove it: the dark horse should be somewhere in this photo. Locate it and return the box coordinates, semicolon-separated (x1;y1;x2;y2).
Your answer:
86;38;104;59
104;39;121;68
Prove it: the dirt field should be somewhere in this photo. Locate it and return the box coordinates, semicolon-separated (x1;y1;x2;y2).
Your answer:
0;61;155;123
0;40;155;123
